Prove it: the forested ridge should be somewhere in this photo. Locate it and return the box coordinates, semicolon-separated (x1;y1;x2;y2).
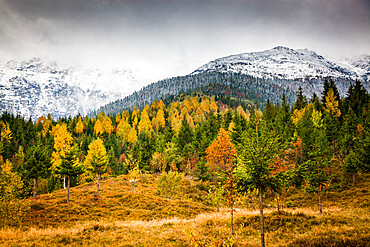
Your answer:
91;71;355;117
0;78;369;246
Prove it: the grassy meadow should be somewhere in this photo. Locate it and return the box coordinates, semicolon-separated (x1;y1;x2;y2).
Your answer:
0;173;369;247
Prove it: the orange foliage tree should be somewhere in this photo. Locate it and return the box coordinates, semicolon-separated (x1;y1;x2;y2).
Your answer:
206;128;236;173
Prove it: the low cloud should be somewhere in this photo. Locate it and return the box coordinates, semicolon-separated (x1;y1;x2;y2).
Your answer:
0;0;369;79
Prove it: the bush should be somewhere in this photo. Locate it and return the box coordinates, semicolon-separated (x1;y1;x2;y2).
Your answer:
156;171;183;199
0;198;29;228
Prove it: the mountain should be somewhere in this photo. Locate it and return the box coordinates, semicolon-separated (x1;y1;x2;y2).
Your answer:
0;58;148;120
94;47;368;116
1;47;369;119
192;46;369;82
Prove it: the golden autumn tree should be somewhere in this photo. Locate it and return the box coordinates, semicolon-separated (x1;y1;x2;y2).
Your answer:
84;138;108;198
36;116;52;137
94;119;104;136
117;120;137;144
200;98;210;114
158;99;165;109
138;109;152;135
156;108;166;130
151;99;160;111
101;116;114;136
51;123;73;188
94;116;113;137
0;121;12;145
194;108;205;124
206;128;236;173
324;88;341;118
210;99;218;112
75;116;84;137
0;159;27;227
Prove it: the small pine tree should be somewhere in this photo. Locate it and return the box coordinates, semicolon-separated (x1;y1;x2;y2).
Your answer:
24;145;51;199
56;146;84;203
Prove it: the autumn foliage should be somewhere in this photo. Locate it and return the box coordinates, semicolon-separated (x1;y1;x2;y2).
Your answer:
206;128;236;172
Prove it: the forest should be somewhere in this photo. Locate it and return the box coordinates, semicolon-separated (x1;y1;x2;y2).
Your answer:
0;78;369;246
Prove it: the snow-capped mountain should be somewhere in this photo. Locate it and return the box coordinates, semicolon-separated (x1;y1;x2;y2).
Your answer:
192;46;369;82
0;58;149;120
1;47;369;120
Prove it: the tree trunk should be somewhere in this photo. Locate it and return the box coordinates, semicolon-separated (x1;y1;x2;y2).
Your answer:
352;173;356;186
259;185;265;247
63;176;66;189
33;178;38;199
97;175;100;199
318;190;322;215
67;177;70;203
231;200;234;235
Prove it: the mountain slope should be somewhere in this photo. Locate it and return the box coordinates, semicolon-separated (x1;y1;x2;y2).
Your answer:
95;47;369;116
0;58;148;120
192;46;369;82
1;47;369;119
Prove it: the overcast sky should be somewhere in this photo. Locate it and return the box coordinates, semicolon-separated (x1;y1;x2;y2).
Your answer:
1;0;369;80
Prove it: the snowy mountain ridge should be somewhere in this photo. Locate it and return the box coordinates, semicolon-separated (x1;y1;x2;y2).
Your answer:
0;58;149;120
192;46;369;82
0;46;369;120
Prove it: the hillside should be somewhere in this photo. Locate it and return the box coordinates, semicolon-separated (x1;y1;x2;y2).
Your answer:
0;173;369;246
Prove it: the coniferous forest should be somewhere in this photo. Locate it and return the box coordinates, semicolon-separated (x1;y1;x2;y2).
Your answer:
0;79;369;246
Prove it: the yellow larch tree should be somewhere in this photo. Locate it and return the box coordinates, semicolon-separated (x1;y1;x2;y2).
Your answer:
115;114;121;124
101;116;113;136
210;99;218;112
117;120;137;144
127;128;138;143
94;119;104;136
292;108;306;126
138;109;152;135
200;98;210;114
158;99;165;109
84;138;108;198
36;116;52;137
236;105;249;120
75;116;84;137
324;88;341;118
156;108;166;130
51;123;73;187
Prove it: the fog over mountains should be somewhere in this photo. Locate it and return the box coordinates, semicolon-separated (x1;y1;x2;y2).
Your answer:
0;47;369;120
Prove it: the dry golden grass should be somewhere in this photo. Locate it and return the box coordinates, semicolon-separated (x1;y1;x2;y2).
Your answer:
0;174;369;246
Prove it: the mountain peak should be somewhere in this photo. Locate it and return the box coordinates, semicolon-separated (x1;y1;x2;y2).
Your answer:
272;46;292;51
193;47;368;82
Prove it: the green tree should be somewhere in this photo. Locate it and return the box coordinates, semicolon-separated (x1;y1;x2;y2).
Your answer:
24;145;51;199
344;150;361;185
176;118;194;155
235;116;282;247
56;146;84;203
276;93;293;142
303;129;330;215
293;86;307;111
84;138;109;198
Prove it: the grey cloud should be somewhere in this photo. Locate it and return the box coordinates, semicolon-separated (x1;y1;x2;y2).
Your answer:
0;0;369;78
